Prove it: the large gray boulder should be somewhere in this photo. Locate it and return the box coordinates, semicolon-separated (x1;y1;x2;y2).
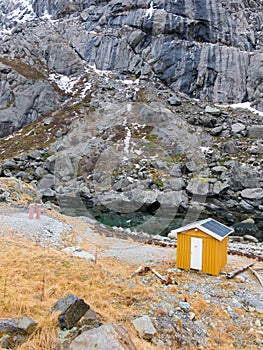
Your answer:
69;323;137;350
225;166;260;191
248;125;263;139
241;188;263;201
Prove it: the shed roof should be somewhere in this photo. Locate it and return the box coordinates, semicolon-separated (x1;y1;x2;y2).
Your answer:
171;218;234;241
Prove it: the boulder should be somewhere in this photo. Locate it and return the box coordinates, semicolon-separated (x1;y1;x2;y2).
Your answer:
231;122;246;134
248;125;263;139
223;141;239;154
69;323;136;350
243;235;259;243
241;188;263;201
50;294;90;330
38;174;55;191
226;166;260;191
205;106;221;116
239;199;255;211
169;163;182;177
132;316;157;341
210;126;223;136
186;179;209;196
168;178;185;191
78;307;103;330
17;318;38;335
0;319;28;348
158;190;188;209
209;181;229;196
199;115;217;128
168;96;182;106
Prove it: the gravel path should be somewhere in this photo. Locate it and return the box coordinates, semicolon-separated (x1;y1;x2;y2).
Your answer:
0;204;262;267
0;208;73;248
0;205;176;265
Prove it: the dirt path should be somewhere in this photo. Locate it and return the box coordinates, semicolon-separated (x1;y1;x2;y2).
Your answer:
0;204;176;265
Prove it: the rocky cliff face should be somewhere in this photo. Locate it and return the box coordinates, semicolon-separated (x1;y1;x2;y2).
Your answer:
0;0;262;136
0;0;263;236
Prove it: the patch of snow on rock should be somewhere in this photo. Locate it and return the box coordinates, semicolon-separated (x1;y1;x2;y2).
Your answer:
230;102;263;117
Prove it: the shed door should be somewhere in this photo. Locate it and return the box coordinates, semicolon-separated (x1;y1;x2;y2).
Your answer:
190;237;203;270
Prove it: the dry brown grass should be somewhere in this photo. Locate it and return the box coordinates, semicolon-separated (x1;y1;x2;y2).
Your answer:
0;236;158;350
18;313;59;350
0;178;38;204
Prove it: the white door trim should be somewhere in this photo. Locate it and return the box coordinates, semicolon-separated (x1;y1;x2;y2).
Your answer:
190;237;203;270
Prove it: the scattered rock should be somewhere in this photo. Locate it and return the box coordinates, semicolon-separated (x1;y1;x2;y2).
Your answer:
241;188;263;201
243;235;259;243
231;122;246;134
168;96;182;106
210;126;223;136
132;315;157;340
168;178;185;191
223;141;239;154
50;294;90;330
78;307;103;330
17;317;38;335
205;106;221;116
63;246;96;262
248;125;263;139
179;302;191;313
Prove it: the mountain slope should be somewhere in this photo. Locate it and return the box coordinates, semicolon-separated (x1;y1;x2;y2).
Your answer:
0;0;263;237
0;0;262;137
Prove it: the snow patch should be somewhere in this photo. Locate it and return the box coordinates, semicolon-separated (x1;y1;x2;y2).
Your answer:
200;146;210;154
87;64;111;77
229;102;263;117
2;0;36;25
49;74;76;94
49;73;91;96
146;1;155;19
124;126;132;157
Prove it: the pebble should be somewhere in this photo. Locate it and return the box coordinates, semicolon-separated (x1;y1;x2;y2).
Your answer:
179;302;191;313
255;319;261;327
236;275;246;283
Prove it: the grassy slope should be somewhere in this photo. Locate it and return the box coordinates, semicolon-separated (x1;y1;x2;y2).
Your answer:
0;235;158;350
0;230;262;349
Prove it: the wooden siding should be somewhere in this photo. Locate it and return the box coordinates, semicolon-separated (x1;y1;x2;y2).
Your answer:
176;229;228;275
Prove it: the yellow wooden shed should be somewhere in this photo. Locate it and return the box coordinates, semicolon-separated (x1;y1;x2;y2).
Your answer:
172;218;234;275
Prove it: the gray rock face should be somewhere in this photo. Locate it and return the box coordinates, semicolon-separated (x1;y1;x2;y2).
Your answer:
0;63;59;137
71;0;261;107
0;0;262;141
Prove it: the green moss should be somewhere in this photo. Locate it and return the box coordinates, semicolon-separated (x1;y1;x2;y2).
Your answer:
155;179;164;187
145;134;157;142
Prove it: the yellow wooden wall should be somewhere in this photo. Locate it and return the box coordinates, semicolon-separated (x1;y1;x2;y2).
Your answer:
176;229;228;275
